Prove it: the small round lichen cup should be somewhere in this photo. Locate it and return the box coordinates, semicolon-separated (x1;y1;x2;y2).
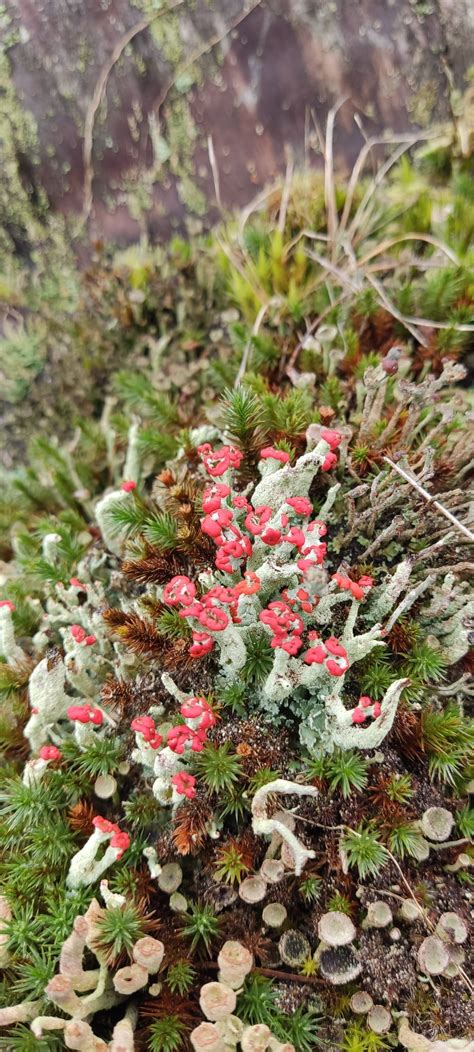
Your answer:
367;1005;392;1035
262;902;288;929
362;901;393;929
157;861;183;893
259;859;285;884
199;981;237;1022
279;928;311;967
420;806;454;842
350;991;374;1015
238;876;267;904
190;1021;226;1051
318;910;356;946
435;911;468;945
241;1024;273;1052
217;940;253;988
417;935;450;976
132;935;165;973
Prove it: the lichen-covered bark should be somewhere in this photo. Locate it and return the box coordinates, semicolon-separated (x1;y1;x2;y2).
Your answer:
3;0;474;244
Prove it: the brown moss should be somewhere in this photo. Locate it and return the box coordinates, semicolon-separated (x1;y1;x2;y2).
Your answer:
172;795;213;856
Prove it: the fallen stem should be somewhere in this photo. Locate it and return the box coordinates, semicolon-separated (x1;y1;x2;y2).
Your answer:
429;838;469;852
199;960;323;986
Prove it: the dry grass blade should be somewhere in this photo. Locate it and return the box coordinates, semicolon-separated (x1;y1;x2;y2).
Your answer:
207;134;222;212
305;249;361;293
321;97;349;261
359;232;460;267
366;273;427;345
383;457;474;541
348;139;426;244
234;299;277;387
238;184;278;246
291;111;472;362
339;130;430;236
277;153;294;235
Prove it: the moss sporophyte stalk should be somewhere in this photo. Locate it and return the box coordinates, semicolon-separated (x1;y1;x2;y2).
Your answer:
0;144;473;1051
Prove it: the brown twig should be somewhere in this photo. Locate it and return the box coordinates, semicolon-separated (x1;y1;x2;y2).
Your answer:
254;966;323;986
198;960;323;987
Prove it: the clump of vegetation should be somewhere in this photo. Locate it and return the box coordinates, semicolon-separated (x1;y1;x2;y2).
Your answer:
0;127;473;1051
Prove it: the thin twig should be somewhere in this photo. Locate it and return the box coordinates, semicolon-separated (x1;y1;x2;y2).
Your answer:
383;457;474;541
371;888;408;905
429;838;469;852
256;966;323;986
153;0;262;146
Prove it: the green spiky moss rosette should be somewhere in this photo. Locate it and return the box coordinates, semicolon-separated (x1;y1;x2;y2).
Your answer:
0;143;473;1052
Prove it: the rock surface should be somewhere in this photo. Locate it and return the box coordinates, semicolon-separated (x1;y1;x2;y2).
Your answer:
4;0;474;243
